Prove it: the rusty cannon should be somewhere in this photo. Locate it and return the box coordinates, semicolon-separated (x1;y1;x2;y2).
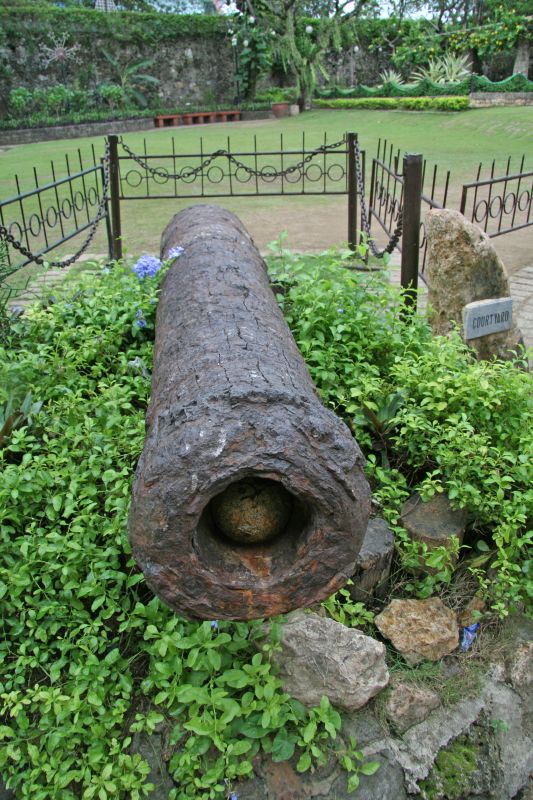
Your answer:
128;205;370;620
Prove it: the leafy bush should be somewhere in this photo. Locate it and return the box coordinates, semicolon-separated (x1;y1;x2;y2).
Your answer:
313;96;469;111
0;260;379;799
315;74;533;100
410;54;470;85
0;102;270;130
271;249;532;613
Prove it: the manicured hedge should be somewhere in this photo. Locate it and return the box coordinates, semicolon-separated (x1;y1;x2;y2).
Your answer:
313;96;470;111
0;6;228;49
0;103;269;131
315;74;533;100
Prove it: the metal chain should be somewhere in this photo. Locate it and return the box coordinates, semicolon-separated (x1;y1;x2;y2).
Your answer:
353;137;403;259
0;140;111;270
119;137;347;181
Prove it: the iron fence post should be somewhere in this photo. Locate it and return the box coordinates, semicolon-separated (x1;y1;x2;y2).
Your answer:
400;153;423;311
108;134;122;261
347;132;357;252
100;158;113;261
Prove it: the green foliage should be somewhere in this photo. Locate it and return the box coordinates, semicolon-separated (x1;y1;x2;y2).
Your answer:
0;101;270;130
313;96;470;111
101;49;160;109
379;69;405;86
410;54;471;84
419;736;478;800
230;17;272;101
321;583;375;628
0;6;227;49
315;74;533;100
448;6;532;57
8;84;89;119
270;249;532;614
0;260;379;798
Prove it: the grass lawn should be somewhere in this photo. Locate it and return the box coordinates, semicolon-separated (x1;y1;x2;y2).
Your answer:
1;106;532;268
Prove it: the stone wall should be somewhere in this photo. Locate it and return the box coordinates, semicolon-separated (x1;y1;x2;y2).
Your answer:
1;36;235;109
470;91;533;106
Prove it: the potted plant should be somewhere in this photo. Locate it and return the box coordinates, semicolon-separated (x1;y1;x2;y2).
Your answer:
270;89;289;118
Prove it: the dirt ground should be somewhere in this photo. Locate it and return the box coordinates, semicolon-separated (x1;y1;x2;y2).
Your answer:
219;197;531;276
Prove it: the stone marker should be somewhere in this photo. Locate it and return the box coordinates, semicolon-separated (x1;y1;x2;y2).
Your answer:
400;492;467;557
271;609;389;711
128;205;370;620
426;209;524;362
375;597;459;664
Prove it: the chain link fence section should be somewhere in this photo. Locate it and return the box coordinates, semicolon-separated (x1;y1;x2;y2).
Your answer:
352;136;403;259
0;140;111;272
119;137;348;183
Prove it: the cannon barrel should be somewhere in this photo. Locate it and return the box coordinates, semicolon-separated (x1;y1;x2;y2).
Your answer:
128;205;370;620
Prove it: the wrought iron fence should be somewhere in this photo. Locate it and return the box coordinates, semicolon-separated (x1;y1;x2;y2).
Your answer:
459;156;532;238
369;138;451;277
1;128;529;317
115;133;350;201
0;144;111;306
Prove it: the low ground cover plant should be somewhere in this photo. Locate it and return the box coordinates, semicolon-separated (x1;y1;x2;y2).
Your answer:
0;248;530;797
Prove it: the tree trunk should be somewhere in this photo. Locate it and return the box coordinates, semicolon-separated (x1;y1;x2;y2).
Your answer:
129;205;370;620
513;36;530;77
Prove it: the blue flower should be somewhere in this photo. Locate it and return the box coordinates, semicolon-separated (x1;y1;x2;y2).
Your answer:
230;794;238;800
337;307;344;314
460;623;480;651
210;620;219;631
136;309;147;328
167;246;184;260
132;254;162;279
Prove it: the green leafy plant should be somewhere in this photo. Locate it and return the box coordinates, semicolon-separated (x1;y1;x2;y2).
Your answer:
101;49;160;108
322;582;375;628
269;245;532;615
379;68;405;85
0;258;383;799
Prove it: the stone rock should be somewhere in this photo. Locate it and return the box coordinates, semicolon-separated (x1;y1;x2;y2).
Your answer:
384;681;441;733
458;596;486;627
401;492;467;555
273;610;389;711
374;598;459;664
0;777;14;800
234;745;408;800
130;730;174;800
426;209;524;361
350;517;395;601
364;663;533;797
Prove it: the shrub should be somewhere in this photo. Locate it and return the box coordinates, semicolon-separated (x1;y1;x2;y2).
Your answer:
0;260;379;799
271;249;532;614
8;87;32;116
313;96;469;111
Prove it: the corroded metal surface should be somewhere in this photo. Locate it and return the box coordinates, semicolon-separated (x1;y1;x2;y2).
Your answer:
128;205;370;620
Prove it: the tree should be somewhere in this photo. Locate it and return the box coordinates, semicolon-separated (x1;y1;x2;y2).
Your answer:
233;0;378;109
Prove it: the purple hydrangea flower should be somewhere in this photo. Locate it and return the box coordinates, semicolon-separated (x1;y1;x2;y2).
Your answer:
136;309;147;328
167;246;184;260
132;254;162;279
